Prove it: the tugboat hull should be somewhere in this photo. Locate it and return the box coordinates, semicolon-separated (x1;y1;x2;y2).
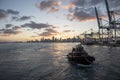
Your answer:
67;44;95;65
67;53;95;65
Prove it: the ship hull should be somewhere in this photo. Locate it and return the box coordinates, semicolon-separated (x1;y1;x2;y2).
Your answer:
67;53;95;65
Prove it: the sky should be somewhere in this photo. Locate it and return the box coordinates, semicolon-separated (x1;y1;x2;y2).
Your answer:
0;0;120;42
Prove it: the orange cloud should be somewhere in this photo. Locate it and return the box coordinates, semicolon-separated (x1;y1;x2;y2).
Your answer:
37;0;62;13
63;3;76;10
48;7;59;13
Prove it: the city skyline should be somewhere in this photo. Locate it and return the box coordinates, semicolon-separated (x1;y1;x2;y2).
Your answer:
27;35;81;42
0;0;120;42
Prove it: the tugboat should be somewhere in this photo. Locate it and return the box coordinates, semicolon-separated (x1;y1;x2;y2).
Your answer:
67;44;95;65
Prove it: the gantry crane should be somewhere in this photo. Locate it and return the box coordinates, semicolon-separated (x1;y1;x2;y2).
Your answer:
95;0;120;44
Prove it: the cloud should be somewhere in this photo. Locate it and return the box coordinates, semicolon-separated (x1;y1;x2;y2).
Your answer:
64;25;69;27
90;0;102;5
39;0;55;10
21;21;53;29
12;26;21;30
0;24;22;36
63;3;75;10
69;0;120;21
37;0;61;12
0;9;19;20
73;8;96;21
46;28;58;33
48;7;59;12
67;7;100;21
108;0;120;11
7;9;19;15
71;0;86;7
36;0;120;21
0;28;21;36
6;24;13;28
0;9;8;19
63;30;74;33
12;16;32;21
65;0;103;21
52;26;58;28
12;16;18;20
39;28;59;36
89;0;120;9
18;16;31;21
39;32;52;36
5;24;21;30
70;0;103;8
36;0;105;21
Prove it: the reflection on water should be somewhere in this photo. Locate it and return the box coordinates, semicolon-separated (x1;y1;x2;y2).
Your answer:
0;43;120;80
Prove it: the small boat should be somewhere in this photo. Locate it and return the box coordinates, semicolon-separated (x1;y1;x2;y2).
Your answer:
67;44;95;65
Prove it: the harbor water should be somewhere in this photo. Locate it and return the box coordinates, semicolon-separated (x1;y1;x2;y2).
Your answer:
0;43;120;80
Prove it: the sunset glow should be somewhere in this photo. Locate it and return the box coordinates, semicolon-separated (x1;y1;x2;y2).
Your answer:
0;0;120;42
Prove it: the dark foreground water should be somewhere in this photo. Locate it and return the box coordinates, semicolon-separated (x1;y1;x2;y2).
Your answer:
0;43;120;80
